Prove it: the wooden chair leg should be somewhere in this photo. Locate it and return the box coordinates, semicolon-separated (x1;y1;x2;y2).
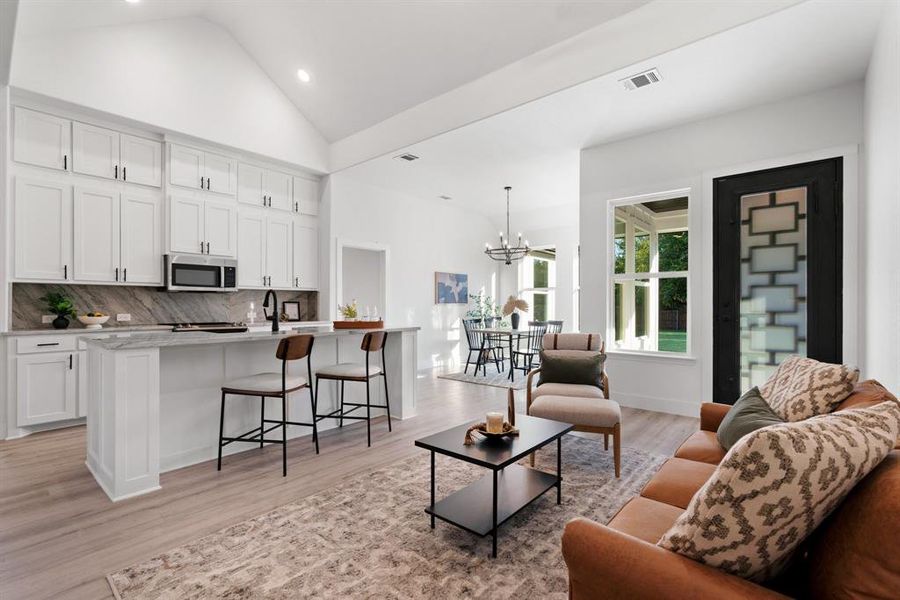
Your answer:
613;423;621;478
529;451;536;467
604;433;609;451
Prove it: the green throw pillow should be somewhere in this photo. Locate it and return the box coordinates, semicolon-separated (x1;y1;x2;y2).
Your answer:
537;350;603;389
716;387;785;450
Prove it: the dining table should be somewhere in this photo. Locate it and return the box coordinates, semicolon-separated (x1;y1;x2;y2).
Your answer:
470;327;529;381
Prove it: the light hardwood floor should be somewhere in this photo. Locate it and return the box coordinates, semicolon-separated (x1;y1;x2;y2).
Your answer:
0;371;698;599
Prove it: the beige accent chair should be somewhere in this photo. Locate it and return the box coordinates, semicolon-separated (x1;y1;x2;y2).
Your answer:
523;333;621;477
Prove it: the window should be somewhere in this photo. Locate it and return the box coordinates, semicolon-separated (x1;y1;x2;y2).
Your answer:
610;194;689;353
521;247;556;323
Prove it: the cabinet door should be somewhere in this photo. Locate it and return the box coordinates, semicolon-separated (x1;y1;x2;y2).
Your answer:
265;170;293;212
204;201;237;257
73;187;121;282
14;178;73;280
266;214;293;288
237;163;266;208
13;107;71;171
170;144;204;190
72;122;119;180
293;176;319;215
237;209;266;287
16;353;77;426
121;192;163;283
293;218;319;289
170;194;205;254
120;134;162;187
204;152;237;196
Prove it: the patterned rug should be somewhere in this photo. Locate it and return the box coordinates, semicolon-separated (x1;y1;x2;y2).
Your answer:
107;436;665;599
438;369;528;390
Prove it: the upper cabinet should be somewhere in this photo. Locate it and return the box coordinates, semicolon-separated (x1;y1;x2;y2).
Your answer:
238;163;293;212
293;176;319;216
293;215;319;290
169;144;236;196
13;107;71;171
14;178;73;281
72;122;119;180
169;192;236;258
120;134;162;187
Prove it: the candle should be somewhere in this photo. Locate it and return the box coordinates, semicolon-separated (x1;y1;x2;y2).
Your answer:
486;411;504;434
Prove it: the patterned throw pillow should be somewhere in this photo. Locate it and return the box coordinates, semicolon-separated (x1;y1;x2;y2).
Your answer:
658;401;900;582
759;355;859;421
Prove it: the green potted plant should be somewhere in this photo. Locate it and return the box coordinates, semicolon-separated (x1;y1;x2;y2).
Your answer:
502;296;529;330
39;290;78;330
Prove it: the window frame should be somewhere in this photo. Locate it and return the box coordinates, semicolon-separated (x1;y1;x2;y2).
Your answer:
607;189;691;356
519;246;557;323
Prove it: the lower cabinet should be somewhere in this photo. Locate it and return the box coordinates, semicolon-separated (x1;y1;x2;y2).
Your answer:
16;352;78;426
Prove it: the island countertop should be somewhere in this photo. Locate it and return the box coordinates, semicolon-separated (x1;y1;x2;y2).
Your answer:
84;326;420;351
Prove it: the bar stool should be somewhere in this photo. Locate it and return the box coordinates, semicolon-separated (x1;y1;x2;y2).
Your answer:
217;334;318;477
315;331;390;447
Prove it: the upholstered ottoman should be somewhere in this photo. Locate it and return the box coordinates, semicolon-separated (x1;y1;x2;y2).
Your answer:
528;395;621;477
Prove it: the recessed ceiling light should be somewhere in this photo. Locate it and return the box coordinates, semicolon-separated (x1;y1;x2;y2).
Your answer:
296;69;311;83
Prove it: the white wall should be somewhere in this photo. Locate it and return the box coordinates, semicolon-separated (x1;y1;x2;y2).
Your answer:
580;82;864;416
10;17;329;173
328;173;500;370
341;247;384;316
863;1;900;393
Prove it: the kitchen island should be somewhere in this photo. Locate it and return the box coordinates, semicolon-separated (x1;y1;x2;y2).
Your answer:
84;326;419;501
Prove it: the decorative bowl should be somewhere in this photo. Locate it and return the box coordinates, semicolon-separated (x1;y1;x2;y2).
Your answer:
464;421;519;445
77;315;110;329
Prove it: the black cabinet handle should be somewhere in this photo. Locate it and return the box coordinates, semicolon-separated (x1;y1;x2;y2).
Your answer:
115;267;119;281
206;177;211;190
63;155;67;170
115;165;118;179
201;176;204;189
262;196;266;206
123;268;127;282
69;354;73;370
37;342;59;347
123;166;127;181
64;265;67;279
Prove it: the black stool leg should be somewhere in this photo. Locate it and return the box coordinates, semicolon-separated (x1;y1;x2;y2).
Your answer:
217;391;226;471
383;372;392;432
281;394;287;477
365;377;372;447
259;395;265;449
339;380;345;428
309;385;319;455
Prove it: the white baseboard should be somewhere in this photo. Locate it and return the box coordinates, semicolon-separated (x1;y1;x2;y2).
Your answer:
612;391;701;418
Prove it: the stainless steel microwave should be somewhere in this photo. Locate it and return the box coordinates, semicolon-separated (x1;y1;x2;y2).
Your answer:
164;254;238;292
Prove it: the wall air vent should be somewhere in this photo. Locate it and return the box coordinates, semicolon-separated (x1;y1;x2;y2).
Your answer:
393;153;420;162
621;68;661;91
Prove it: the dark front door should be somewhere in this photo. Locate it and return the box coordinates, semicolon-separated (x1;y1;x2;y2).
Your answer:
713;158;842;404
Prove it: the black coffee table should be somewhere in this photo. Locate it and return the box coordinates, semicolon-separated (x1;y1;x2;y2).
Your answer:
414;414;574;557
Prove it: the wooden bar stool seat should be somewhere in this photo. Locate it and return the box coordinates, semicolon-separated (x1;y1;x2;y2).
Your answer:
217;334;318;477
315;331;391;447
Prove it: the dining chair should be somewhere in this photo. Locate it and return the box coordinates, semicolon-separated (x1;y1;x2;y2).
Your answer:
547;320;564;334
462;318;503;375
512;321;548;375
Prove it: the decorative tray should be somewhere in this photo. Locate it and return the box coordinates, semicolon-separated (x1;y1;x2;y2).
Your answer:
464;422;519;445
333;320;384;330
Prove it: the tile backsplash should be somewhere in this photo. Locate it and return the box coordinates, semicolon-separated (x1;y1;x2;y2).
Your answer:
11;284;318;330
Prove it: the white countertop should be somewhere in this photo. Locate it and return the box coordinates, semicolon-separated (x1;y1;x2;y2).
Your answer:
2;321;333;337
84;326;420;350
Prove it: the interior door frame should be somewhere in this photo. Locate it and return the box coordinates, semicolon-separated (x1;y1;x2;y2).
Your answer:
334;237;389;322
712;157;843;404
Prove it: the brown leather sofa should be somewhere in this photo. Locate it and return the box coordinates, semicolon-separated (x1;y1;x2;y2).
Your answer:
561;380;900;599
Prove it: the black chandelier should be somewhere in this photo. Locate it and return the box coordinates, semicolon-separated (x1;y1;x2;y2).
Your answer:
485;186;529;265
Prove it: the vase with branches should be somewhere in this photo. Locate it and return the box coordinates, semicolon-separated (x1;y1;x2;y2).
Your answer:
39;290;78;329
502;295;529;330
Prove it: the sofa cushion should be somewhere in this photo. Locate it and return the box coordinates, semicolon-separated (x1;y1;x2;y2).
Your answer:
658;401;900;582
542;332;602;351
529;395;620;428
607;496;684;544
716;387;784;450
759;355;859;421
834;379;897;412
673;431;726;465
640;458;717;510
532;382;604;400
537;350;603;389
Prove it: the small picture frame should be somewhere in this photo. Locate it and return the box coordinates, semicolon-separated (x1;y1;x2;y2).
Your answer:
282;301;301;321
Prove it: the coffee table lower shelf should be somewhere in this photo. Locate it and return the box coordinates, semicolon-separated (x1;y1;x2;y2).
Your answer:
426;463;558;538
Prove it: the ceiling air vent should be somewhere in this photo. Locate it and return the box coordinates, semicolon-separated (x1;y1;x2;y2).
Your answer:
621;68;661;91
438;195;452;200
394;153;419;162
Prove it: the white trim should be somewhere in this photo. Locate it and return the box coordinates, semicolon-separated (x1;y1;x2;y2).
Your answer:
333;237;390;322
609;390;699;418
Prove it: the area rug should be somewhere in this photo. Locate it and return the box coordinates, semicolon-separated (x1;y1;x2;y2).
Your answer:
107;437;665;599
438;370;528;390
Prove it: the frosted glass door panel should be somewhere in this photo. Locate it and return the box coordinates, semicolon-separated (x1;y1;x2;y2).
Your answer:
739;187;807;393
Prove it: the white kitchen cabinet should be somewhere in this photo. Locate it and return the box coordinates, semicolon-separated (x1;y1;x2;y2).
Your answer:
293;176;319;215
237;209;266;287
238;163;266;208
293;217;319;290
16;352;78;426
72;122;119;180
13;107;71;171
170;194;205;254
267;214;293;288
121;192;163;283
120;134;162;187
170;144;205;190
73;187;121;282
205;201;237;257
14;178;73;281
204;152;237;196
266;170;293;212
